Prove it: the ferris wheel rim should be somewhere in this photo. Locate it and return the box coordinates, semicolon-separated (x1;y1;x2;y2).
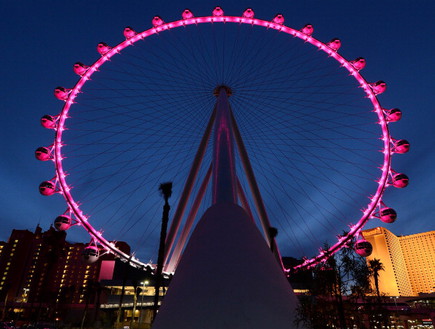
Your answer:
49;13;393;272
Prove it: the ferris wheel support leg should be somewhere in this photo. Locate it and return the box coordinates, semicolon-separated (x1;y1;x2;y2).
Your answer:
236;177;255;223
163;108;217;265
212;87;238;205
229;110;284;267
165;165;212;273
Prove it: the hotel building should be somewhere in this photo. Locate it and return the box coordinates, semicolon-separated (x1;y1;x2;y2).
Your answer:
362;227;435;296
0;225;128;321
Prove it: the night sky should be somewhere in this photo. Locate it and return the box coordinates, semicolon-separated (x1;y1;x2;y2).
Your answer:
1;1;434;264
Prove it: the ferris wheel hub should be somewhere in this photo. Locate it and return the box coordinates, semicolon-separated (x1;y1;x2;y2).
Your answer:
213;85;232;97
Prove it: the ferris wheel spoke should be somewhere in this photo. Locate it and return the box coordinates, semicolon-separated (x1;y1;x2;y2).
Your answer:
37;11;405;272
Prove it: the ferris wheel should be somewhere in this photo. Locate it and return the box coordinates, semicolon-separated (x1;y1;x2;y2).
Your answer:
36;7;409;273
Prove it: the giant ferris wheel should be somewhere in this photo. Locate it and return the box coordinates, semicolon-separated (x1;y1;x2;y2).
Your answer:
36;7;409;273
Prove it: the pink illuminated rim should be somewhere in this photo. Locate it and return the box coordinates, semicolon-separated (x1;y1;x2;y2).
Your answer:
52;14;392;272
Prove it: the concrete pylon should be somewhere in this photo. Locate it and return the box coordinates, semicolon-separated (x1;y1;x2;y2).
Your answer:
152;203;303;328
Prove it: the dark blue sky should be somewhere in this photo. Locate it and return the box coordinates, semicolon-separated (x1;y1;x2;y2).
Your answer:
1;1;434;262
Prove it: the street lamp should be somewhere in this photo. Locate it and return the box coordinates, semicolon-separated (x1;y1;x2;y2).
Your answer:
139;280;149;326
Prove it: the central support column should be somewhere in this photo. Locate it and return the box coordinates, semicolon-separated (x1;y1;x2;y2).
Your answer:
152;86;302;329
212;86;237;204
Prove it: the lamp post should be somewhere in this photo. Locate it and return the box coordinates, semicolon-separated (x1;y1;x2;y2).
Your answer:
130;284;138;329
139;280;149;326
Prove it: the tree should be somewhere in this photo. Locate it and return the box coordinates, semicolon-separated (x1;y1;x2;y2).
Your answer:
80;280;100;329
296;238;375;329
368;258;384;299
368;258;387;328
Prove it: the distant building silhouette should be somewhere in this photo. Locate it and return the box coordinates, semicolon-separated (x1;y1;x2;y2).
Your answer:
282;257;313;294
362;227;435;296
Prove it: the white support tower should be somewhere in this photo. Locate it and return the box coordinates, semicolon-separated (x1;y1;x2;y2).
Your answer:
153;87;302;328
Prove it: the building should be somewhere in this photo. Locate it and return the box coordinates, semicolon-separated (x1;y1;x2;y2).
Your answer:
400;231;435;295
362;227;435;297
0;225;129;323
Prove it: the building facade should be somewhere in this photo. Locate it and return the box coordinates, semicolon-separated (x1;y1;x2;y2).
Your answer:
0;225;128;323
362;227;435;296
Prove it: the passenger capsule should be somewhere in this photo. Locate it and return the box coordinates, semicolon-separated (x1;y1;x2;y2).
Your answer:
54;215;72;231
243;8;255;18
380;207;397;223
272;14;284;25
35;147;51;161
350;57;366;71
82;246;99;264
385;108;402;122
394;139;410;154
54;87;71;101
212;6;224;16
73;62;89;76
39;181;56;196
182;9;194;19
370;80;387;95
354;239;373;257
392;173;409;188
123;26;137;39
40;115;56;129
97;42;111;55
152;16;164;27
301;24;314;35
327;38;341;51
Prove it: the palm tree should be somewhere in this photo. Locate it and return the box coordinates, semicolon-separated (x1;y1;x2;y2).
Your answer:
368;258;384;299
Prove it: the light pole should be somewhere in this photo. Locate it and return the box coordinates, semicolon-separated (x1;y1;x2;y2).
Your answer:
130;284;138;329
139;280;149;326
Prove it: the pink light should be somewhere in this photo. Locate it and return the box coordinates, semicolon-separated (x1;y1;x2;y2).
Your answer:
182;9;194;20
351;58;366;71
73;62;89;76
243;8;255;18
370;81;387;95
97;42;111;55
152;16;164;27
301;24;314;35
212;6;224;17
327;38;341;51
272;14;284;25
123;26;137;39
